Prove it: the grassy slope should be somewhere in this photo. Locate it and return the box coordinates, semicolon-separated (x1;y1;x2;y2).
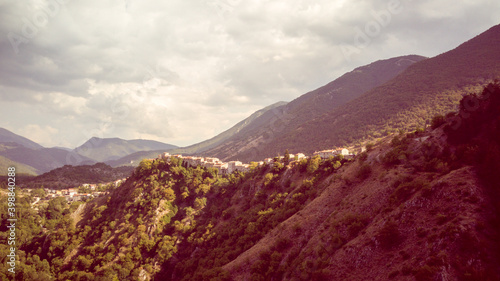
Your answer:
0;154;38;175
269;25;500;153
202;55;426;162
18;123;499;280
216;25;500;162
223;135;498;280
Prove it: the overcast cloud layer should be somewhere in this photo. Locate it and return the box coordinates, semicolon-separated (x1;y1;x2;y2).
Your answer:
0;0;499;148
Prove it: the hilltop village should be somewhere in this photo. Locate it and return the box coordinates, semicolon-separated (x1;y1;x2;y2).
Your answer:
158;147;354;175
21;147;354;207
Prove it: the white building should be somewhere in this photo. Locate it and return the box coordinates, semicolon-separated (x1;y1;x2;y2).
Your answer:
295;153;306;160
264;158;274;164
313;148;349;159
234;163;250;173
227;161;243;173
213;163;228;175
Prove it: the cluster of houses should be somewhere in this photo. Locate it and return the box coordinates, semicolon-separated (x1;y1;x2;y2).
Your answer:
313;148;354;160
42;188;99;202
159;153;253;175
27;178;126;205
157;148;351;175
23;147;354;208
160;152;309;175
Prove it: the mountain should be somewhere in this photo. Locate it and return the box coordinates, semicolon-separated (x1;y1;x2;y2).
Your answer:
105;149;169;167
9;84;500;280
198;54;427;161
169;101;288;156
202;25;500;162
0;143;95;174
74;137;178;162
0;128;178;172
0;127;97;174
105;101;287;167
19;162;135;190
105;102;287;167
0;154;38;176
0;127;43;150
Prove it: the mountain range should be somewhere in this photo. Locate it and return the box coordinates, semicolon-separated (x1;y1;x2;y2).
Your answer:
104;102;288;167
0;129;178;175
196;54;427;161
74;137;178;162
194;24;500;162
9;81;500;280
4;24;500;175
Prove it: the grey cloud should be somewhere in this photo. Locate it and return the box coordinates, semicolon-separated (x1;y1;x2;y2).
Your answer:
0;0;499;147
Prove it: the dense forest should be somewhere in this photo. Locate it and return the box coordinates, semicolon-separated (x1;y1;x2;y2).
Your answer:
18;163;134;190
1;83;500;280
0;148;348;280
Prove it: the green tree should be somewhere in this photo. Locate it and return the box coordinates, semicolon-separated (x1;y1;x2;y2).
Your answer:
264;173;275;187
164;187;176;201
307;155;321;174
46;197;67;220
194;197;207;209
32;188;46;198
284;149;290;164
136;159;153;177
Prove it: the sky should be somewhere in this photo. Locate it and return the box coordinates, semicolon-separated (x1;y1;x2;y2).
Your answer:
0;0;499;148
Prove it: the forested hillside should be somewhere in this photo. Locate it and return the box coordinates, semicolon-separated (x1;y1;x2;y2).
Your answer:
201;55;425;162
205;25;500;162
19;163;135;190
1;83;500;280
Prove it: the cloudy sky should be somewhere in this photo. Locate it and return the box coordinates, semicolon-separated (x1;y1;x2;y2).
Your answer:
0;0;499;148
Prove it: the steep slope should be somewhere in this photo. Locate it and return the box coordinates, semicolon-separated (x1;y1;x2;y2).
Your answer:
203;25;500;162
0;154;38;176
74;137;178;162
0;127;43;150
222;159;496;280
201;55;426;161
13;83;500;281
242;24;500;159
216;82;500;281
171;101;288;155
106;102;288;168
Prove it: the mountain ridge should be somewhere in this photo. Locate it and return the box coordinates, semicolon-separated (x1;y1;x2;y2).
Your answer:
0;141;95;174
14;83;500;280
74;137;178;162
0;127;43;150
199;54;427;161
169;101;288;156
204;24;500;162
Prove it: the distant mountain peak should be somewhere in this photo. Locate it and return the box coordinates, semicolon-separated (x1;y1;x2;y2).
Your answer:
0;127;44;150
74;137;178;162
